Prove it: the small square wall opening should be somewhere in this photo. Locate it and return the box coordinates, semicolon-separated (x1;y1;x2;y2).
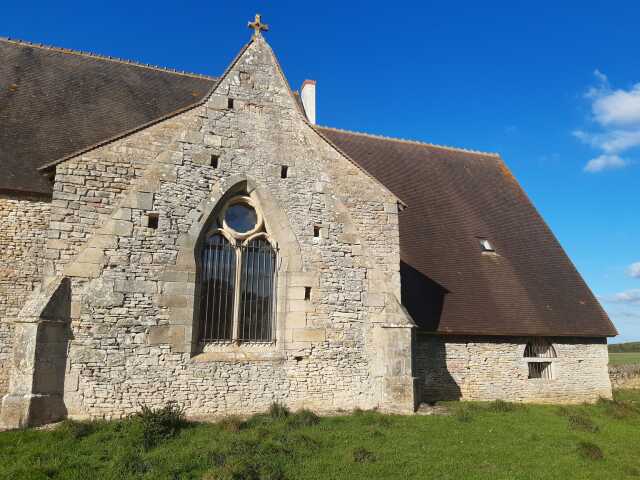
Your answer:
313;225;321;238
147;213;159;230
304;287;311;301
210;154;219;168
227;98;234;109
280;165;289;179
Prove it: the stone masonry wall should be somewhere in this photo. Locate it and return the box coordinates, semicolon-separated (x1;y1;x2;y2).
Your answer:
36;37;410;420
415;335;612;404
0;194;50;396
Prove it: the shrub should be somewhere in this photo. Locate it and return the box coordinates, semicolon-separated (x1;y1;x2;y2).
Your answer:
568;414;599;433
268;402;290;420
353;447;376;463
577;441;604;461
137;401;187;450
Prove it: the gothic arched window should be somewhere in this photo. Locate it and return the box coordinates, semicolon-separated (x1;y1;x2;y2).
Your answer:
197;196;277;343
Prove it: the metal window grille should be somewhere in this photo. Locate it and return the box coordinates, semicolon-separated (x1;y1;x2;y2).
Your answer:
238;238;277;342
198;234;236;342
524;342;557;358
198;234;276;344
528;362;553;379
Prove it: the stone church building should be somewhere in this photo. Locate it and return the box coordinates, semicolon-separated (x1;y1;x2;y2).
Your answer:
0;17;617;428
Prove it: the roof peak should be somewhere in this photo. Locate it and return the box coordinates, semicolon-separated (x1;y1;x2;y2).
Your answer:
0;36;216;80
317;125;500;158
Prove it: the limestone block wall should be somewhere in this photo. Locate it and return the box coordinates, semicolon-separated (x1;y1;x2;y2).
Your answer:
0;194;50;396
37;37;410;420
415;335;612;404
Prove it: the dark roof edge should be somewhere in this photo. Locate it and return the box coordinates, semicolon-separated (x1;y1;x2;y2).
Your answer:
38;38;255;172
0;36;216;80
416;330;616;338
317;125;502;158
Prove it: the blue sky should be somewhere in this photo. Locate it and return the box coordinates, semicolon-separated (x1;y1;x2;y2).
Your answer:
4;1;639;342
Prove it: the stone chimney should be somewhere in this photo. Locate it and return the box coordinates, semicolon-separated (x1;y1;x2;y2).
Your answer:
300;80;316;125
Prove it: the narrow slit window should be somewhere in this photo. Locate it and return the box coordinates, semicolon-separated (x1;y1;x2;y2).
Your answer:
280;165;289;179
528;362;553;379
210;154;219;168
304;287;311;301
227;98;234;109
147;213;159;230
313;225;321;238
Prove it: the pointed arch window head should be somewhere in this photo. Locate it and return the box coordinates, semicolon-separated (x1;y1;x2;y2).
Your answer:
198;196;277;344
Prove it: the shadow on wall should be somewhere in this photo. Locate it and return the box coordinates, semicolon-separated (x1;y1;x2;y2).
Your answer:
400;261;461;402
400;261;448;331
415;335;462;402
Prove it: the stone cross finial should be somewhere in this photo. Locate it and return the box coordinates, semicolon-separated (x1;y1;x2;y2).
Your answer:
248;13;269;37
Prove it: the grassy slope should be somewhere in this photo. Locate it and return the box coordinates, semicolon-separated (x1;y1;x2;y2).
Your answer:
2;391;640;480
609;352;640;366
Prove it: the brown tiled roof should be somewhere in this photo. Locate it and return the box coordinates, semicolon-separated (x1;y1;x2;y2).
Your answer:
0;38;615;337
0;38;216;195
318;127;617;337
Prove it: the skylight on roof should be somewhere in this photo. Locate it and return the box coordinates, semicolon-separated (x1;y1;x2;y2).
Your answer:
479;238;495;253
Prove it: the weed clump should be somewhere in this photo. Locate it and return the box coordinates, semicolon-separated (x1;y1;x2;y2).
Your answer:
268;402;290;420
218;415;244;433
453;404;476;422
57;420;95;440
577;441;604;461
486;399;520;413
568;414;599;433
598;397;639;419
353;447;376;463
286;409;320;428
137;401;187;450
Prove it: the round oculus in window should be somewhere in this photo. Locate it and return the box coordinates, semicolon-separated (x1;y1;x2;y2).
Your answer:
224;202;258;234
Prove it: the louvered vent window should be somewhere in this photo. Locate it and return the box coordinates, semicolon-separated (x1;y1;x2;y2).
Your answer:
528;362;553;379
524;340;557;380
197;196;277;344
524;341;557;358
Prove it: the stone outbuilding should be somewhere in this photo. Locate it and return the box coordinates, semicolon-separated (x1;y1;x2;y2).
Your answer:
0;17;617;428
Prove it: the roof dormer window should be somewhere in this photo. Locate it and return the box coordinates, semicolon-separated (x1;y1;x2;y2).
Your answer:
478;238;495;253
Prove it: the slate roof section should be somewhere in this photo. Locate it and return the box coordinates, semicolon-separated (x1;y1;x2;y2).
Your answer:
318;127;617;337
0;38;216;195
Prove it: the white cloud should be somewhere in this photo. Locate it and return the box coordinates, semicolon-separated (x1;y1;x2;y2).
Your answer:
608;289;640;304
584;154;627;173
593;83;640;126
575;70;640;172
628;262;640;279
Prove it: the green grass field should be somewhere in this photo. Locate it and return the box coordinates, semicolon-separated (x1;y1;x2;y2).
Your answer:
2;391;640;480
609;352;640;366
